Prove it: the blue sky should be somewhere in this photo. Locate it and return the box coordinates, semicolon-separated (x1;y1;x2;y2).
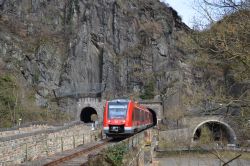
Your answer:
160;0;197;27
160;0;244;28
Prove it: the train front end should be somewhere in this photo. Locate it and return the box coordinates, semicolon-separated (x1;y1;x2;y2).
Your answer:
103;99;132;137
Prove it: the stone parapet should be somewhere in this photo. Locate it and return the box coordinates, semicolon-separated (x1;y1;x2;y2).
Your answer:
0;123;101;165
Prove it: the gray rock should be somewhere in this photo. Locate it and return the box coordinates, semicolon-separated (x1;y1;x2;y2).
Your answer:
0;0;190;114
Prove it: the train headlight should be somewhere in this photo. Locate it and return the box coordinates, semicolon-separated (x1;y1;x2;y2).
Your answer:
108;120;111;123
122;120;125;123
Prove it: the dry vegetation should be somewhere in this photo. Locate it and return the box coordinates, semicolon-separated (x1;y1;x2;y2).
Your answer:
0;71;72;128
0;2;72;128
178;0;250;142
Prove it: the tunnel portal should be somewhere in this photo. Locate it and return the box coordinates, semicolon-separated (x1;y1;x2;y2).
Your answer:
80;107;98;123
147;108;157;126
193;120;236;144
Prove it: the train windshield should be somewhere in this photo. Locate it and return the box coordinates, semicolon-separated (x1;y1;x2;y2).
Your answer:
108;103;128;119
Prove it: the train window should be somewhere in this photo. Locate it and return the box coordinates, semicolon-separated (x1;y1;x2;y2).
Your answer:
139;110;141;121
142;110;144;121
134;109;136;121
135;109;138;121
136;109;139;121
140;110;143;121
132;110;134;121
108;103;128;119
143;111;145;121
135;109;136;121
135;109;139;121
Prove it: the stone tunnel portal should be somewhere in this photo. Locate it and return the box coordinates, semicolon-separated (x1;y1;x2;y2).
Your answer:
147;108;157;126
80;107;98;123
193;120;236;144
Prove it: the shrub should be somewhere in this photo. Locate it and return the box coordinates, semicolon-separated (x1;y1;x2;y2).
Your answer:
140;80;155;99
105;143;128;166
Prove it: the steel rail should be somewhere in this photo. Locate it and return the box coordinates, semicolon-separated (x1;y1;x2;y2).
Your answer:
43;138;111;166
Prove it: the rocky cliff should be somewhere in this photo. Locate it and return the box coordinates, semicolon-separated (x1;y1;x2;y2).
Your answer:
0;0;189;116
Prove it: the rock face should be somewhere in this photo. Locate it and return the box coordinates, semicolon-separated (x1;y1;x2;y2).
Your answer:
0;0;189;114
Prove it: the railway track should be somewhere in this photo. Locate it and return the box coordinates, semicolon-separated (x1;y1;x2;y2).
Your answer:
43;138;111;166
21;138;112;166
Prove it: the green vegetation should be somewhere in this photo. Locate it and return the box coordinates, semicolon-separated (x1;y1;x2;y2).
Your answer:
0;74;18;127
105;143;128;166
140;80;155;99
0;73;72;128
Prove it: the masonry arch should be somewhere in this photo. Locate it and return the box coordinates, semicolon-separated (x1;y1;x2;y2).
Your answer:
147;108;157;126
80;107;98;123
192;120;236;144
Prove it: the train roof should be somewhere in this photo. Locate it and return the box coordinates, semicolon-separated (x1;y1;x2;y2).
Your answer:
107;99;150;112
108;99;130;103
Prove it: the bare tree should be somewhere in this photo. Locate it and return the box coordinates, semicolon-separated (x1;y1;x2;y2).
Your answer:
179;0;250;144
192;0;249;29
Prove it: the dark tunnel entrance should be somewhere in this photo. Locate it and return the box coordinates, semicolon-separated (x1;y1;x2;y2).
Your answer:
80;107;98;123
147;108;157;126
193;121;236;144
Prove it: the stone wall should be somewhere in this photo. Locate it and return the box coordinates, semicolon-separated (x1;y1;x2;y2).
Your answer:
119;129;156;166
140;102;163;121
0;122;101;165
76;98;163;124
159;128;192;146
85;129;155;166
77;97;106;122
158;116;238;147
0;124;50;138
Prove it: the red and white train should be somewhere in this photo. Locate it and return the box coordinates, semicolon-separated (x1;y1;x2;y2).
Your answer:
103;99;153;137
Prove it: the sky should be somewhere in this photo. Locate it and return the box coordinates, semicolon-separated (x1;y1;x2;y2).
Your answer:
160;0;245;28
160;0;197;27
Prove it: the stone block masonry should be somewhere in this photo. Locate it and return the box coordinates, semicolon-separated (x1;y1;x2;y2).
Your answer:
159;128;192;145
85;129;155;166
0;122;101;165
0;124;51;138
